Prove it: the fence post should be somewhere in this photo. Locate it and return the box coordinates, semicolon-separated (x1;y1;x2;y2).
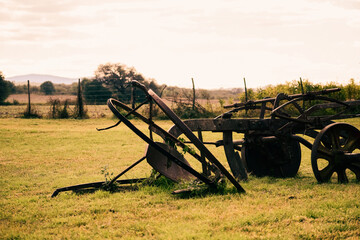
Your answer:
243;77;248;117
76;78;85;118
192;78;196;110
27;80;31;115
131;84;135;109
243;78;248;102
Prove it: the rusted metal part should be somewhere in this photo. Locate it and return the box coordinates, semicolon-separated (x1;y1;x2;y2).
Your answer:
108;156;146;186
51;178;147;197
146;142;194;182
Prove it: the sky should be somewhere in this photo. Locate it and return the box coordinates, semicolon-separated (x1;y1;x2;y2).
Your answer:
1;0;360;89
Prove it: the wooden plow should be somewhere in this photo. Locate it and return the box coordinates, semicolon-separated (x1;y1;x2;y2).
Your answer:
52;81;360;197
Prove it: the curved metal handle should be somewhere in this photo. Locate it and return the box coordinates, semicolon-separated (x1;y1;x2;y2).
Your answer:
131;80;149;96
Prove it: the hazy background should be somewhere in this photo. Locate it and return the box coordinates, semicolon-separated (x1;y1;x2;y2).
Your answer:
1;0;359;88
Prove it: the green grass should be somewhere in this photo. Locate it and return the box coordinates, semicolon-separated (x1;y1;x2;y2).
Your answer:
1;118;360;239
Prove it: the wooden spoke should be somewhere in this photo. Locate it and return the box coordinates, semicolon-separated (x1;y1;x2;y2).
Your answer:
328;128;341;150
337;168;349;183
348;164;360;181
318;164;336;182
316;144;333;161
344;135;360;152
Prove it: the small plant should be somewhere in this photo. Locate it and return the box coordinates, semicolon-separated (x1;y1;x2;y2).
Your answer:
178;137;196;155
100;165;114;184
141;170;174;189
174;178;230;198
100;165;118;191
48;98;60;118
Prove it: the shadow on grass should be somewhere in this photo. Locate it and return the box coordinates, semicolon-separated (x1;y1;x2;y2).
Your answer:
172;185;241;199
72;185;140;196
66;176;243;199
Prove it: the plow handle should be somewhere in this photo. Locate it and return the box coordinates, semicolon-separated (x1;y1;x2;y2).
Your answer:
131;80;149;95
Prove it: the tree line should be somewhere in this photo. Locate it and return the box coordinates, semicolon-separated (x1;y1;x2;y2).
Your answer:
1;64;360;107
239;78;360;102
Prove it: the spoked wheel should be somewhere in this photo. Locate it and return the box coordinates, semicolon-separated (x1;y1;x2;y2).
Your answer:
241;136;301;177
311;122;360;183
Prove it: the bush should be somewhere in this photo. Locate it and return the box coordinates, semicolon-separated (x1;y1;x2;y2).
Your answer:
0;72;14;103
47;98;71;119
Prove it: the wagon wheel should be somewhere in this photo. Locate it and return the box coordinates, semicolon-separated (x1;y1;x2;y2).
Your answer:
241;136;301;177
311;123;360;183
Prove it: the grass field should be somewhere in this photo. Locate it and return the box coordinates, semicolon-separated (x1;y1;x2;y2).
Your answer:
6;94;78;104
1;94;223;119
1;118;360;239
0;105;114;119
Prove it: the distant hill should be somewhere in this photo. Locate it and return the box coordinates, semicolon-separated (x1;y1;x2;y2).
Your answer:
6;74;77;86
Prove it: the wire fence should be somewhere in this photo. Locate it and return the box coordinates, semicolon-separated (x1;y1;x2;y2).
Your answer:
1;80;223;119
1;80;120;118
3;79;359;119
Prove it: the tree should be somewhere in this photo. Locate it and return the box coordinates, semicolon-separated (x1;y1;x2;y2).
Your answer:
40;81;55;95
83;79;112;104
0;72;14;103
95;63;162;103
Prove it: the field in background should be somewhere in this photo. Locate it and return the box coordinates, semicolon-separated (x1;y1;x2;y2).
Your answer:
6;93;221;105
2;94;224;119
1;118;360;239
0;105;113;119
6;94;77;104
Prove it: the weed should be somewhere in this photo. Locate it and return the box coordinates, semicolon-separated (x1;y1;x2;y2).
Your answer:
100;165;114;183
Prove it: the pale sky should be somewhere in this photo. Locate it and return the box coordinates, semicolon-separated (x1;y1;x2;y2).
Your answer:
1;0;360;89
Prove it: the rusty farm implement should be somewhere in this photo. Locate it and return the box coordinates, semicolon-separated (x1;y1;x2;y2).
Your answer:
52;81;360;197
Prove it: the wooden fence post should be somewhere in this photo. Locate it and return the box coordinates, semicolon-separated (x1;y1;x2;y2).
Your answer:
192;78;196;110
131;84;135;109
27;80;31;115
77;78;85;118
